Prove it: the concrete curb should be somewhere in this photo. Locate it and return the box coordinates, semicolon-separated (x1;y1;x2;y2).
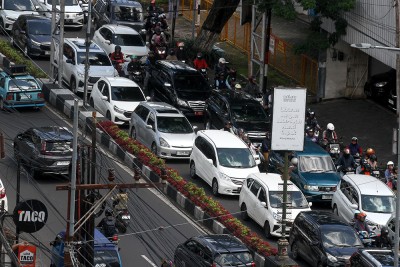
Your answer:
42;83;275;267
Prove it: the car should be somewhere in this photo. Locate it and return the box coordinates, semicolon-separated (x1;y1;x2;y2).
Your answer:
332;174;395;234
33;0;84;29
239;172;311;238
0;60;45;109
89;77;148;125
290;211;364;267
0;0;39;32
54;38;116;93
11;15;51;58
13;126;73;178
129;102;198;158
364;69;397;111
350;248;400;267
268;139;341;202
204;89;269;146
174;234;255;267
92;0;145;32
148;60;212;117
190;130;260;196
50;229;122;267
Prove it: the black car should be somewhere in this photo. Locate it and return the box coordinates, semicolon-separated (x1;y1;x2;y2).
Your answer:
204;89;269;145
350;248;400;267
290;211;364;267
148;60;212;117
13;126;73;178
11;15;52;58
174;234;255;267
364;69;396;110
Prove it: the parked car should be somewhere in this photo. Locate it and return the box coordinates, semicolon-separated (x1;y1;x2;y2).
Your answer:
332;174;395;235
33;0;84;29
129;102;197;158
350;248;400;267
290;211;364;267
190;130;259;196
89;77;147;125
364;69;397;111
204;89;269;146
239;172;311;238
268;139;341;202
0;0;39;32
148;60;211;117
13;126;73;178
11;15;51;57
54;38;116;93
0;60;45;109
50;229;122;267
174;234;255;267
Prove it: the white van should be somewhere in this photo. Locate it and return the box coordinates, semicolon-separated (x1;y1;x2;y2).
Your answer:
189;130;260;196
239;173;311;238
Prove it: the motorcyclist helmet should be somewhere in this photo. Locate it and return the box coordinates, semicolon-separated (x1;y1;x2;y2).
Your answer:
357;212;367;220
351;137;358;142
159;14;166;19
105;208;113;217
387;161;394;166
177;42;185;47
369;154;377;162
168;48;175;55
115;45;121;53
361;159;368;167
235;83;242;90
197;52;203;59
381;226;389;237
344;148;350;155
155;27;161;34
308;111;315;118
151;0;155;4
305;126;314;133
366;148;375;157
238;128;245;135
291;157;298;166
327;123;335;131
219;57;226;64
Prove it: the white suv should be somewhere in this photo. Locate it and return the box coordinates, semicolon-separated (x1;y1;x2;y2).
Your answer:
189;130;260;196
55;38;116;93
0;0;39;32
239;173;311;238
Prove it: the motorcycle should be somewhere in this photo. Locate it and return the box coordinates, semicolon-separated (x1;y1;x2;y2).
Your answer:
328;143;341;161
154;44;167;60
128;67;145;83
114;208;130;234
358;230;377;247
337;165;356;176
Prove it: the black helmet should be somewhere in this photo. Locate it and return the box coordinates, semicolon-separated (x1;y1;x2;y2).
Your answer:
197;52;203;59
155;27;161;34
381;226;389;236
369;154;377;162
105;208;113;217
361;159;368;166
115;45;121;52
305;126;314;133
169;49;175;55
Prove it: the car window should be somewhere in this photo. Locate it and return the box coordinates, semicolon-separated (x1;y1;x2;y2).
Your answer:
0;78;5;89
100;28;112;40
63;44;75;60
340;180;352;202
156;116;193;134
361;195;395;213
184;240;200;254
230;103;268;122
97;81;105;92
215;252;253;266
269;191;309;209
203;141;216;164
217;148;256;168
111;86;145;102
246;178;254;188
250;181;261;196
114;6;142;22
195;136;205;150
321;225;363;248
5;0;35;11
349;186;359;205
136;106;150;121
77;52;111;66
27;21;51;35
299;156;336;172
258;187;266;202
173;74;207;91
102;84;109;97
113;34;144;46
147;113;155;129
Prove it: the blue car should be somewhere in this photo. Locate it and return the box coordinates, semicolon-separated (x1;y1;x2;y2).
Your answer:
0;62;45;109
268;139;340;202
50;229;122;267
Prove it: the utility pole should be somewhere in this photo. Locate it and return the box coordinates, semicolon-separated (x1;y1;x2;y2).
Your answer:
83;0;93;106
191;0;196;40
50;0;65;86
261;8;272;94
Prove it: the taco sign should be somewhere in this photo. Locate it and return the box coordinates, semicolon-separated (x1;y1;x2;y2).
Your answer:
13;199;48;233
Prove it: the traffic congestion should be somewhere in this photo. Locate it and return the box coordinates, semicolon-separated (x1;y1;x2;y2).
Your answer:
0;0;399;266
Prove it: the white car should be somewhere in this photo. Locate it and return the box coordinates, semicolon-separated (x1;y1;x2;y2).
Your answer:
239;173;311;238
32;0;84;29
332;174;395;233
0;0;39;31
189;130;260;196
90;77;148;125
54;38;116;93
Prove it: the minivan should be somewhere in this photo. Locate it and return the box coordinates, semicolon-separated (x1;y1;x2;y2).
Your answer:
189;130;260;196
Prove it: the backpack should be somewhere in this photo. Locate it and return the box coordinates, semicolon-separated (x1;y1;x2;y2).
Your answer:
103;216;116;237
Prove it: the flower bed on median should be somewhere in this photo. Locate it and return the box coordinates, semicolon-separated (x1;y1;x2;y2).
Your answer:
98;120;278;257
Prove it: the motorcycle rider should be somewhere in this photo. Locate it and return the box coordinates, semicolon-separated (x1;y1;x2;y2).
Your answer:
112;189;129;211
261;132;270;164
347;137;363;158
336;148;356;171
215;73;228;90
214;57;229;77
193;52;208;70
127;55;142;79
305;109;321;132
151;27;167;48
234;83;242;91
305;127;318;143
221;121;234;133
262;89;272;114
97;208;118;238
356;158;372;175
385;161;397;189
243;75;260;98
176;42;187;62
110;45;125;75
144;51;157;92
166;48;178;60
365;148;375;160
321;123;338;149
353;212;372;234
367;154;378;170
375;226;392;248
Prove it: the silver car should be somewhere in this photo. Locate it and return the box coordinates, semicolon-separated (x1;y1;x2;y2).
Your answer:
129;102;197;159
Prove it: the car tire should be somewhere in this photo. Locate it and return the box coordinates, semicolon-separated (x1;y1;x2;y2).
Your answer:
89;98;94;107
106;111;111;121
291;241;300;260
70;77;77;93
240;203;249;220
333;204;339;216
151;142;158;156
189;161;197;179
264;221;272;239
212;179;219;196
130;127;137;139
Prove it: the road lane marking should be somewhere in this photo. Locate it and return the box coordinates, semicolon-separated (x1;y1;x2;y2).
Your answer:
141;255;158;266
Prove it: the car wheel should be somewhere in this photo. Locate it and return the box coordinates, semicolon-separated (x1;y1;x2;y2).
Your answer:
212;179;219;196
89;98;94;107
70;78;77;93
189;161;197;179
151;142;158;156
291;241;300;260
106;111;112;121
240;203;249;220
333;205;339;216
130;127;137;139
264;221;272;239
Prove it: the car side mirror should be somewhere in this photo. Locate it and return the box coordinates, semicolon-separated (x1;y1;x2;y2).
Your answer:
105;40;111;45
146;124;153;130
260;201;268;209
100;95;108;101
35;5;40;10
206;158;213;165
308;202;312;207
164;82;171;87
145;96;151;101
350;203;358;210
193;126;198;133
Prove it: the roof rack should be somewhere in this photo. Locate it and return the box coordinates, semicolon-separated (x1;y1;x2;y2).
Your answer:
3;58;28;76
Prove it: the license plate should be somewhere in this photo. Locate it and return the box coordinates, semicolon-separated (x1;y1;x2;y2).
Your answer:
389;99;394;105
121;215;130;220
177;151;190;156
20;95;31;100
57;161;70;166
67;19;73;23
195;111;203;116
322;194;333;200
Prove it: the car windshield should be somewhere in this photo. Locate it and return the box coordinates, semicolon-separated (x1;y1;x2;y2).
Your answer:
368;251;395;266
157;116;193;134
28;21;51;35
8;79;39;91
77;52;112;66
94;249;120;267
5;0;35;11
231;104;268;122
114;6;142;22
111;86;145;102
174;74;207;91
214;252;253;266
113;34;144;46
269;191;309;209
217;148;256;168
299;156;336;172
321;226;363;248
47;0;78;5
361;194;395;213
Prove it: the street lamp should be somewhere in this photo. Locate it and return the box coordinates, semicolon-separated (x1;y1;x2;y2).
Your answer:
351;42;400;266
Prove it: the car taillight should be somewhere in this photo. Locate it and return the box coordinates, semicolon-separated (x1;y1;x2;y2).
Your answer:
38;92;44;99
6;93;13;101
251;263;256;267
0;188;6;199
112;234;118;242
40;141;52;155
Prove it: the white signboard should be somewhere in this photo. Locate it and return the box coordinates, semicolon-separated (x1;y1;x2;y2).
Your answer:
269;37;275;54
271;88;307;151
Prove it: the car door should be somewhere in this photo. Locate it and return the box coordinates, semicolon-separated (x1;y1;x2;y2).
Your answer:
12;17;22;48
96;27;113;55
214;99;230;130
91;80;105;111
202;140;217;186
299;220;317;265
134;106;150;144
98;83;111;116
62;43;75;83
337;180;359;222
142;111;156;147
246;180;262;222
255;186;269;226
16;130;38;164
19;17;28;50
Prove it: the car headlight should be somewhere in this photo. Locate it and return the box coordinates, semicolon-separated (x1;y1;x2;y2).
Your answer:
113;105;125;114
219;172;231;181
374;81;387;87
327;253;338;263
6;16;16;21
77;72;84;78
31;39;41;46
177;98;189;107
159;137;170;148
304;185;319;191
273;212;282;221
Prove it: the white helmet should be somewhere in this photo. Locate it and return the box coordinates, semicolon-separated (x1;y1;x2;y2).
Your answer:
387;161;394;166
291;157;298;165
235;83;242;90
327;123;335;131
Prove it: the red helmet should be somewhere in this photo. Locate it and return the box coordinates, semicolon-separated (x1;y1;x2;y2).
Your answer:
366;148;375;157
357;212;367;220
